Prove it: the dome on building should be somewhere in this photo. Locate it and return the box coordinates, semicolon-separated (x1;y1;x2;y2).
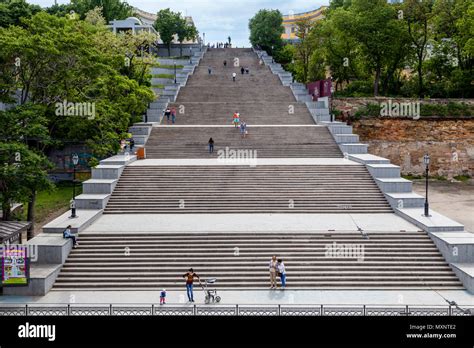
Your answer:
126;17;142;25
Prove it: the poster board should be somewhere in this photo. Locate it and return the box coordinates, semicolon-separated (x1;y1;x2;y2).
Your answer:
1;245;29;286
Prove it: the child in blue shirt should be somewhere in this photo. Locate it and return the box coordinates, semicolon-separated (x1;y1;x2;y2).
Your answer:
160;289;166;305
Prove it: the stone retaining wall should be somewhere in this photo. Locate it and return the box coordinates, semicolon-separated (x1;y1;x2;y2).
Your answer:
334;97;474;115
352;118;474;178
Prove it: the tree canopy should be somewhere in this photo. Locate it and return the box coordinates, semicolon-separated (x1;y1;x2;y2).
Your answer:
0;10;154;228
254;0;473;98
249;9;284;55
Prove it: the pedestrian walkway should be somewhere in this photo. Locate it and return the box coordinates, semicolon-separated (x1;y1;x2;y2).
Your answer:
1;290;472;307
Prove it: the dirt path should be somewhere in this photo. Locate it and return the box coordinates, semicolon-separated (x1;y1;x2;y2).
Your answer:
412;180;474;232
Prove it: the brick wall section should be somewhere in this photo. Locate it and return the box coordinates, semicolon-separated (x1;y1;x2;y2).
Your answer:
352;118;474;177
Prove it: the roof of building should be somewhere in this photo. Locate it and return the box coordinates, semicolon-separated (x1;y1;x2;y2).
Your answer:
0;221;31;243
282;6;327;24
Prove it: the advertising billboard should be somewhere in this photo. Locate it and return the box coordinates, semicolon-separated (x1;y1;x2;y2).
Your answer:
1;245;29;286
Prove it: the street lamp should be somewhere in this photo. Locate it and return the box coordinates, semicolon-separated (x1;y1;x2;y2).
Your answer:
423;154;431;217
70;153;79;219
330;80;335;122
291;59;295;83
174;61;177;84
271;45;274;63
203;32;206;46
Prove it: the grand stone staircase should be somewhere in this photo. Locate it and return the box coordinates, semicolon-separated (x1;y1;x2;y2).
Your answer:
52;48;465;292
104;165;392;214
145;126;342;158
53;231;463;290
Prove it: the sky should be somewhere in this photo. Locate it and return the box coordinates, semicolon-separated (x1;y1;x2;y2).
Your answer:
27;0;329;47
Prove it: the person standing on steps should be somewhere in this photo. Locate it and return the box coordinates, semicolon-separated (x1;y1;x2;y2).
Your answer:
277;259;286;290
241;66;245;75
269;255;278;289
223;60;227;67
232;72;236;82
240;121;247;138
183;268;200;302
208;138;214;154
160;289;166;305
171;107;176;124
208;66;212;74
164;107;171;123
233;112;240;128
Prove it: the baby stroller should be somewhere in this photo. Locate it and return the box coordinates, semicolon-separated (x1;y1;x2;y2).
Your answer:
200;278;221;304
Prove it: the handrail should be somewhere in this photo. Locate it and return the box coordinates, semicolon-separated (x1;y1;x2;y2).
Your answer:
0;303;472;316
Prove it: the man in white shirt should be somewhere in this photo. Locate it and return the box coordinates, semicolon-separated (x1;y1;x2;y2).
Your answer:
232;72;236;82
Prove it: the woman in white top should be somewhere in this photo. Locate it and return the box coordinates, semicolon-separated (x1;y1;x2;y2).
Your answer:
277;259;286;289
269;255;278;289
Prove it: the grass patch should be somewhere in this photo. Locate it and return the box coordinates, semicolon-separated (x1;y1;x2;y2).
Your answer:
454;175;471;182
403;174;450;181
153;74;174;79
164;56;190;59
152;63;184;69
433;175;448;181
19;182;83;224
402;174;423;180
151;84;165;89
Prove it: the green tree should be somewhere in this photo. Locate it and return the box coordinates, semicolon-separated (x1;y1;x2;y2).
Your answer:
293;18;316;83
0;11;154;231
0;0;41;28
0;12;153;161
0;142;53;235
176;15;198;57
249;9;284;55
154;8;180;57
404;0;434;98
333;0;406;96
0;103;52;235
70;0;133;23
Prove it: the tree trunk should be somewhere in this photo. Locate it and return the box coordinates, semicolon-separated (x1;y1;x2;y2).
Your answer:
167;42;171;57
26;190;36;240
2;201;11;221
180;42;183;57
417;53;424;98
374;66;381;97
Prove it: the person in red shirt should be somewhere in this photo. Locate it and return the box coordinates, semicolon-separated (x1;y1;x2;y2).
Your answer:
183;268;200;302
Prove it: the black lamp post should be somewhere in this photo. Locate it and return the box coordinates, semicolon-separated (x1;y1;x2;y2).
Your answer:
271;45;274;63
174;61;177;84
330;80;335;122
291;59;295;83
70;153;79;219
423;154;431;217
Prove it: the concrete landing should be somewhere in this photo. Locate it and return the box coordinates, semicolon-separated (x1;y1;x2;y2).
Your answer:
1;290;472;307
42;209;102;233
83;213;419;234
450;264;474;294
397;208;465;233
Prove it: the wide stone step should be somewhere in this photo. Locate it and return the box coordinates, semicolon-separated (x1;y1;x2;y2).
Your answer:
82;179;118;194
375;178;413;193
91;165;125;180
